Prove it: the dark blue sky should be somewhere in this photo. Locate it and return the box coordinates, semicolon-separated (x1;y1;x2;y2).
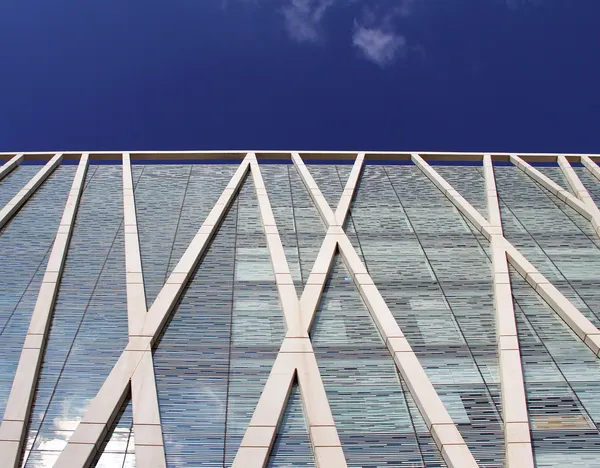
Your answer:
1;0;598;153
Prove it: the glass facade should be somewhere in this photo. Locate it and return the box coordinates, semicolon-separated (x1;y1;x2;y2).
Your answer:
1;154;600;468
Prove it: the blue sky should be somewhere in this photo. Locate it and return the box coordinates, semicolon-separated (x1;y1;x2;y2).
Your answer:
1;0;599;153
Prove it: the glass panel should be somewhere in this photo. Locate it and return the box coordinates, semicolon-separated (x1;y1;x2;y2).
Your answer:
511;267;600;467
305;163;350;208
260;165;302;287
225;179;284;465
352;165;503;466
267;383;314;467
153;199;237;467
312;256;426;466
165;164;238;277
436;165;487;215
576;166;600;209
24;166;128;467
91;399;135;468
134;165;190;305
0;164;40;207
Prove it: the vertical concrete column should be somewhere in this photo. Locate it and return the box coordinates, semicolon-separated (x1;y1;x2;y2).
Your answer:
0;153;63;229
122;153;167;468
484;155;534;468
0;154;88;468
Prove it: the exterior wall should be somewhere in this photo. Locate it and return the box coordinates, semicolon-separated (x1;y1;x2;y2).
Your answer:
0;152;600;468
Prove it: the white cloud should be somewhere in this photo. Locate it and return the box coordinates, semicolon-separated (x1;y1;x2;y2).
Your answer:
352;26;407;67
282;0;335;43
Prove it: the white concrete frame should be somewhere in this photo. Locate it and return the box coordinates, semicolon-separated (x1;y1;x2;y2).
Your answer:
52;155;252;468
0;154;24;182
291;154;479;468
0;154;89;468
483;155;534;468
412;153;600;357
3;151;600;467
0;153;63;230
122;153;167;467
510;154;600;239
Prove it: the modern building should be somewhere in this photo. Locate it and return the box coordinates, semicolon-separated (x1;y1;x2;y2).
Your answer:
0;151;600;468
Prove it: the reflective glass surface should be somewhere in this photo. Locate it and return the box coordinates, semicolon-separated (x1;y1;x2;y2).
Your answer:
2;158;600;468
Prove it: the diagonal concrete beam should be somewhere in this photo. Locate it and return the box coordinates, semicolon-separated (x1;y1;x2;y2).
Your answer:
232;155;347;468
412;153;600;356
483;155;534;468
53;155;252;468
581;155;600;183
509;154;593;222
293;154;479;468
557;155;600;238
0;153;24;182
0;154;89;468
0;153;63;230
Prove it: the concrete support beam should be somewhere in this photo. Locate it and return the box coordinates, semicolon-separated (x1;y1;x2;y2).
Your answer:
0;153;24;182
0;154;88;468
0;153;63;230
581;155;600;183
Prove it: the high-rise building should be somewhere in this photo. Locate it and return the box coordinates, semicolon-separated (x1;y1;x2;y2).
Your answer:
1;151;600;468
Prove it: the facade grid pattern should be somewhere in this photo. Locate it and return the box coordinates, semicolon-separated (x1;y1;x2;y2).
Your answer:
0;151;600;468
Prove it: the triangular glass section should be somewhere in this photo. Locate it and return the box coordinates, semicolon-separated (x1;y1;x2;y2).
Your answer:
510;266;600;466
575;166;600;207
258;164;303;288
224;176;285;465
91;397;134;468
266;382;315;467
133;164;190;305
135;163;238;306
284;165;327;285
0;164;40;207
166;164;240;277
436;165;488;216
536;165;571;192
311;256;430;467
304;163;347;209
22;166;129;467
